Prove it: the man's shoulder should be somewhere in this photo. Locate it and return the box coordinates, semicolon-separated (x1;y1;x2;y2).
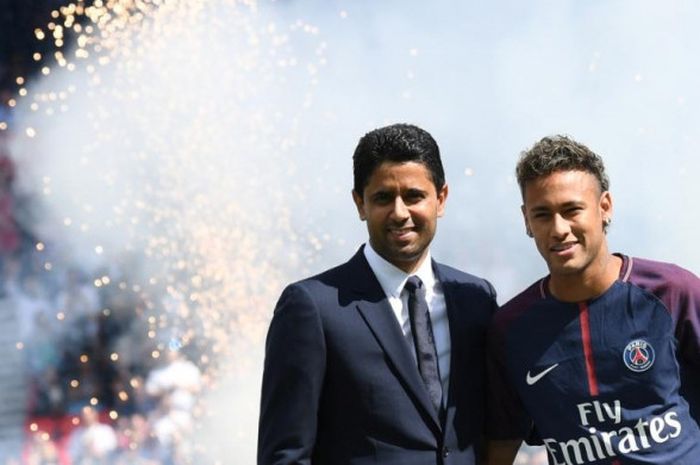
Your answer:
273;251;385;320
433;260;479;280
625;255;699;287
502;279;545;310
492;279;546;332
433;260;497;297
282;251;368;295
623;255;700;311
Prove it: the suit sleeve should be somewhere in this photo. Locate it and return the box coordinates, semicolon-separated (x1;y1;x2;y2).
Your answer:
673;269;700;423
258;283;326;465
485;279;498;311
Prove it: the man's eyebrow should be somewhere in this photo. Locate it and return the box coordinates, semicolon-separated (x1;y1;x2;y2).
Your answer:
560;200;585;208
368;188;392;198
529;200;584;212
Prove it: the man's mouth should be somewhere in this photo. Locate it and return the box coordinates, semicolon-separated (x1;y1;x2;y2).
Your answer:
550;242;577;254
389;226;415;239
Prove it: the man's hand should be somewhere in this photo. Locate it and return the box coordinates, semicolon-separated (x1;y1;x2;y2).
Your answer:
483;440;522;465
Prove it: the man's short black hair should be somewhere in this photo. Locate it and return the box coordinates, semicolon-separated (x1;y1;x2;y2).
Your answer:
352;123;445;195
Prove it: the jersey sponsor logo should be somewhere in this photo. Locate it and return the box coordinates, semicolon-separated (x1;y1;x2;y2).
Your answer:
623;339;655;372
543;399;682;465
526;363;559;385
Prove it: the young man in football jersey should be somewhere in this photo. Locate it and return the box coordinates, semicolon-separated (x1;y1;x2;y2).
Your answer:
485;135;700;465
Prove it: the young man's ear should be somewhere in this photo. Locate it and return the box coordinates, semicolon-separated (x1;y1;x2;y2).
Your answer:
600;191;613;231
521;204;533;237
352;190;366;221
600;191;613;216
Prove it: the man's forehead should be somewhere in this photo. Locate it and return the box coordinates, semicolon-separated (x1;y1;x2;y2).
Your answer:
525;170;600;191
523;170;601;204
367;162;432;182
370;159;429;173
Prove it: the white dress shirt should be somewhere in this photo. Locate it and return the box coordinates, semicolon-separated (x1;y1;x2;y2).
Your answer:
363;243;451;404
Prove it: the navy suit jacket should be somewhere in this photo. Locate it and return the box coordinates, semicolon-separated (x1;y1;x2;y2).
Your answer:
258;247;497;465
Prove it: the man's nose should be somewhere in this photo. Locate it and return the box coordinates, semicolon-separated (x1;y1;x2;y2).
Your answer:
551;214;571;238
390;196;410;220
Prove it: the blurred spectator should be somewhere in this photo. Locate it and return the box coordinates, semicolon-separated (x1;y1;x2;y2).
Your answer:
145;348;202;413
0;149;20;255
149;396;192;465
30;366;65;417
1;254;22;296
25;432;60;465
67;406;117;465
14;275;52;343
114;413;162;465
144;349;202;464
55;269;100;346
110;374;155;417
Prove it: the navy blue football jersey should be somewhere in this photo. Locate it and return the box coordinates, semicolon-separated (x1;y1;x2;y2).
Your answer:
487;255;700;465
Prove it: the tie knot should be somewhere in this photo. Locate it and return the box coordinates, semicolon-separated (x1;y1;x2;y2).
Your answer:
404;276;424;294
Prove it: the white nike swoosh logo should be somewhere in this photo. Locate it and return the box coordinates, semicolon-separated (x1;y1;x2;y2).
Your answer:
526;363;559;385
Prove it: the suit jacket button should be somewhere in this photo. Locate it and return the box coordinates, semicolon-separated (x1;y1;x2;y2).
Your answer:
442;446;450;458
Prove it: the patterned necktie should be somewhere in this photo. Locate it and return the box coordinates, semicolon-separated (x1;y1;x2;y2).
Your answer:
404;275;443;414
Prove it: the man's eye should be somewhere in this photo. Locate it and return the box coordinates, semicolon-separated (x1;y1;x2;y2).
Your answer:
404;190;426;202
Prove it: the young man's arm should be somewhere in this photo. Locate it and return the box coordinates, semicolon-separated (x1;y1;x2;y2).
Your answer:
484;440;522;465
484;312;529;465
674;268;700;423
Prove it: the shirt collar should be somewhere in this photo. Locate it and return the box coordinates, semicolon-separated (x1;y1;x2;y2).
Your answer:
363;242;436;299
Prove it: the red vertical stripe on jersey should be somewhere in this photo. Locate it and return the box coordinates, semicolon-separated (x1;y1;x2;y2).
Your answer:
578;302;599;396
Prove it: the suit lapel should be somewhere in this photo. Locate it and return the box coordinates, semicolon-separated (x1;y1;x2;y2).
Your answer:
434;261;466;430
433;260;462;412
348;249;442;432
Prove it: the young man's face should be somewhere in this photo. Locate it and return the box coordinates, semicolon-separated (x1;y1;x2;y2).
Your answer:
522;170;612;278
353;161;448;273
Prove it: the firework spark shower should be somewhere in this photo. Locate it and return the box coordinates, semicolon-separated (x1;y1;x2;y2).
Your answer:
7;1;328;461
11;0;326;356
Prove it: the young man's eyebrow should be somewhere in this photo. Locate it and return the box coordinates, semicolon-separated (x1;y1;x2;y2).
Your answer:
529;200;584;211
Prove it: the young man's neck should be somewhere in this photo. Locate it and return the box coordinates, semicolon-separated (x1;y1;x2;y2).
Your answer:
549;253;622;303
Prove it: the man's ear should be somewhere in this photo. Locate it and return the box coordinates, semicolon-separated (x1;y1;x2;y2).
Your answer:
352;190;366;221
436;183;448;218
521;204;533;237
600;190;613;221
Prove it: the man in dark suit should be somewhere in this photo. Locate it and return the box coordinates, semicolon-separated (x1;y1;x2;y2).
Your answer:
258;123;497;465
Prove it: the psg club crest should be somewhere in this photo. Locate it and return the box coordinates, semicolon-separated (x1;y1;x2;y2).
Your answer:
623;339;655;372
